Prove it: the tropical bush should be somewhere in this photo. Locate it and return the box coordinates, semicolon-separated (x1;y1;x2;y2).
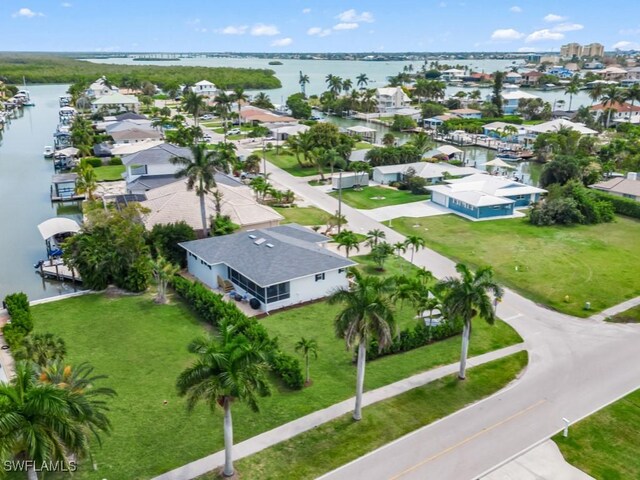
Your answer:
81;157;103;168
365;145;421;166
109;156;123;165
591;190;640;219
2;292;34;350
172;276;304;389
367;318;463;360
390;115;417;132
147;221;196;267
3;292;29;315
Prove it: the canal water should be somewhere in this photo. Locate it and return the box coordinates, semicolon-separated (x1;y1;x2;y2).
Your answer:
0;84;82;301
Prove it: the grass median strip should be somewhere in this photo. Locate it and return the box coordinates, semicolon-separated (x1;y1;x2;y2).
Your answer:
554;387;640;479
230;351;528;480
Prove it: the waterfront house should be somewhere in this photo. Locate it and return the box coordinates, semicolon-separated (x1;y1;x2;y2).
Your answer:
590;101;640;124
596;66;629;82
524;118;598;136
590;172;640;201
91;93;140;114
375;87;411;112
106;119;161;144
428;174;546;220
372;162;482;185
180;224;355;312
505;72;523;84
521;71;543;87
499;87;540;115
547;67;574;79
122;143;191;192
240;106;297;125
191;80;218;97
440;68;465;81
141;177;283;235
86;77;119;98
267;123;309;141
424;113;456;129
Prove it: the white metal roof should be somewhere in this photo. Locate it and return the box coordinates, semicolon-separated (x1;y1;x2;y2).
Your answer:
37;218;81;240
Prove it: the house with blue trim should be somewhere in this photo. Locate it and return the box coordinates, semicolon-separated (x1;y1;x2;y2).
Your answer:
428;174;546;220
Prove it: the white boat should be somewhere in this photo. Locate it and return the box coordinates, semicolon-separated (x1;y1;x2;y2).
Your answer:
43;146;55;158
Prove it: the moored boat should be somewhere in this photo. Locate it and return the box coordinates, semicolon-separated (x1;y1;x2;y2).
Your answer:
43;146;55;158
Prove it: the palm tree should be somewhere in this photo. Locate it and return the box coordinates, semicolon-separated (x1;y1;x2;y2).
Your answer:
365;229;386;248
182;91;207;126
588;82;604;106
564;75;581;111
356;73;369;90
243;153;262;174
439;264;504;379
328;270;396;420
14;333;66;367
170;143;229;234
0;362;114;480
408;132;433;154
328;76;344;97
295;337;319;385
601;85;624;127
296;130;315;167
371;242;394;271
214;91;234;139
623;83;640;122
404;235;425;263
299;71;310;96
176;324;271;477
285;135;305;167
382;133;396;146
342;79;353;94
151;255;180;304
251;92;274;109
360;89;378;113
75;164;97;200
214;141;238;172
233;87;248;126
335;230;361;258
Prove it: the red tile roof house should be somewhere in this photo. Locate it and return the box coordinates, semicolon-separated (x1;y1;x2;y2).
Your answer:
590;101;640;123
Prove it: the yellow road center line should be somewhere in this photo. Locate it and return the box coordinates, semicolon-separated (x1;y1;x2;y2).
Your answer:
390;398;547;479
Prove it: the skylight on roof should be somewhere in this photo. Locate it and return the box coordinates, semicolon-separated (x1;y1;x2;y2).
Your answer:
254;238;266;245
266;243;274;248
248;234;257;239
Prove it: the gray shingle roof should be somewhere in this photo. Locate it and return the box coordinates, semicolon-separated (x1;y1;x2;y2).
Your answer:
180;224;355;286
122;143;192;166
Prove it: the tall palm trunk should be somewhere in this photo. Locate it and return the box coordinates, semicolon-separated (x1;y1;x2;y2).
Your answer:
410;246;415;263
305;355;310;384
27;465;37;480
354;340;367;420
459;320;471;380
629;99;635;123
222;397;234;477
199;190;208;236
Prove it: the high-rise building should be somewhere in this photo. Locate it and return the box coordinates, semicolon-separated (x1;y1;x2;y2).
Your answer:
583;43;605;58
560;43;583;58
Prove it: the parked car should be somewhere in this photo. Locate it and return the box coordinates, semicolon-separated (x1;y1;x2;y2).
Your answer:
263;135;275;141
227;128;241;135
203;134;212;141
200;114;213;120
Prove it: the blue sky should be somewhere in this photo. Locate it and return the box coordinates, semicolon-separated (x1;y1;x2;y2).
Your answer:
1;0;639;53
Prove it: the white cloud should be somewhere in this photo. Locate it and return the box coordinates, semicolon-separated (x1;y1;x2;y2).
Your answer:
61;2;72;7
336;9;374;23
544;13;566;22
251;24;280;36
553;23;583;32
613;40;640;50
517;47;539;52
333;22;359;31
271;37;293;47
526;29;564;42
302;8;311;14
510;6;522;13
491;28;525;40
12;8;44;18
307;27;331;37
219;25;248;35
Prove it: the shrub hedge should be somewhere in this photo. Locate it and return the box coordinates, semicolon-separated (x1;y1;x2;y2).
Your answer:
2;292;34;350
172;276;304;389
367;318;463;361
591;190;640;219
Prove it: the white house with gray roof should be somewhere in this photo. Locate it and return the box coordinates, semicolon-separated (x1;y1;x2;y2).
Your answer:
123;143;192;193
180;224;355;312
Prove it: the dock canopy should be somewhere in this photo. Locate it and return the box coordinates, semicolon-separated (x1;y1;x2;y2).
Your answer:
37;218;81;241
56;147;79;157
481;158;517;169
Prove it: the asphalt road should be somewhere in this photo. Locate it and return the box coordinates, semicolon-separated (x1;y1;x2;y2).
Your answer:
262;158;640;480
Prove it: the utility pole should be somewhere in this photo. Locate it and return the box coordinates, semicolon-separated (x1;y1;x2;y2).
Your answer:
262;139;267;176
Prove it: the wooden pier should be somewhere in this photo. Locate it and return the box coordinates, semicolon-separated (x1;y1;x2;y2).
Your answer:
39;260;81;283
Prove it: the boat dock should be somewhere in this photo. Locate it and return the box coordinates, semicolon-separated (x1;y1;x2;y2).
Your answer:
38;259;81;283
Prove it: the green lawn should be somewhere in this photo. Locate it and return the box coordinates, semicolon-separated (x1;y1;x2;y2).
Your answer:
264;150;332;177
330;186;430;209
607;305;640;323
393;215;640;317
28;286;521;479
232;352;528;480
273;205;332;226
354;141;373;150
93;165;125;182
554;388;640;479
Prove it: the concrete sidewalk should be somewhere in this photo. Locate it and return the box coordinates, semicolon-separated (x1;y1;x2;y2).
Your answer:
152;343;526;480
589;296;640;322
482;440;594;480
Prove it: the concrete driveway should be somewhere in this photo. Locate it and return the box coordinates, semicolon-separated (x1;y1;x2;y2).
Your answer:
361;200;451;222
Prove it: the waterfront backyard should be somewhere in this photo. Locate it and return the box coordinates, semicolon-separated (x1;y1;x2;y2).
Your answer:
29;272;522;479
329;185;430;209
392;214;640;317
